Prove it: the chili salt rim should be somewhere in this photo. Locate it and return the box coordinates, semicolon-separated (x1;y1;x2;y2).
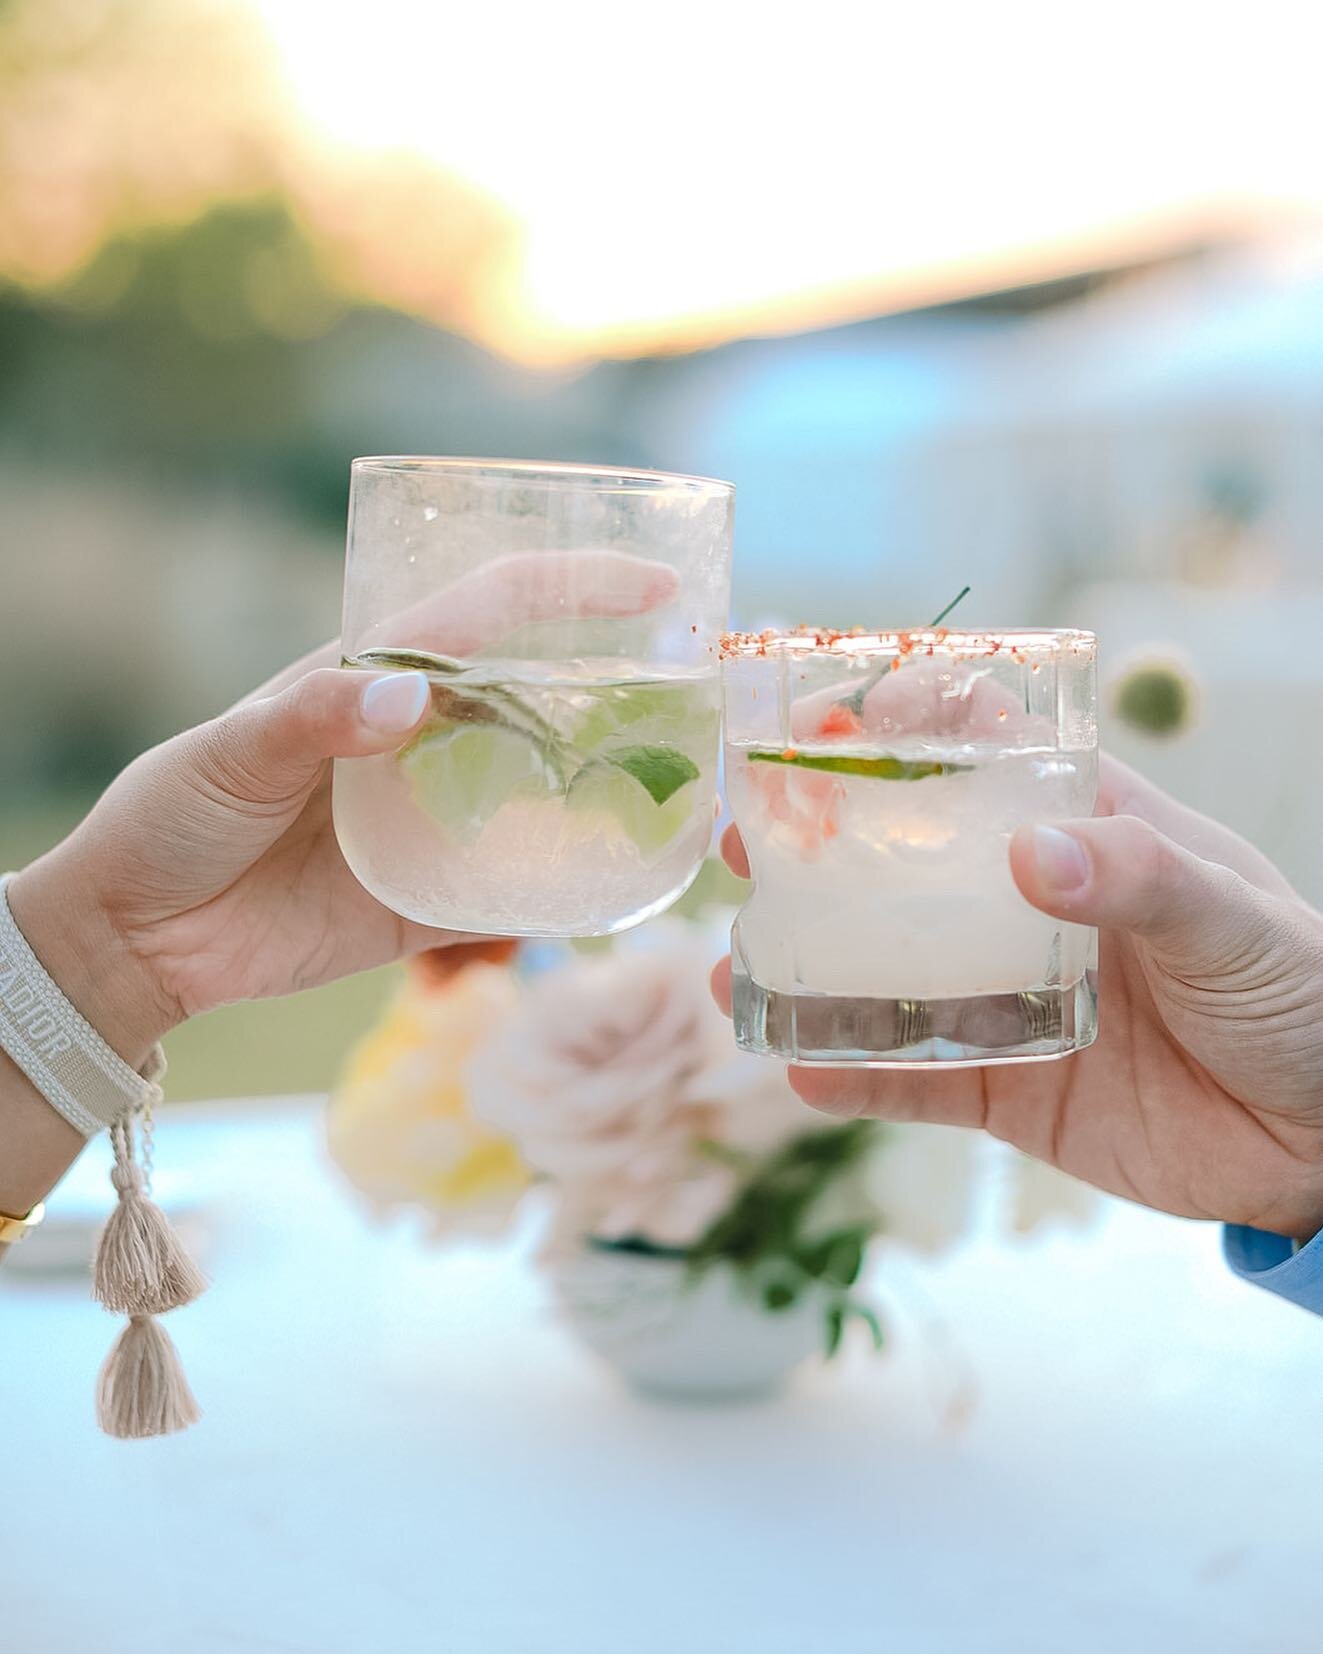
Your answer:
719;625;1096;662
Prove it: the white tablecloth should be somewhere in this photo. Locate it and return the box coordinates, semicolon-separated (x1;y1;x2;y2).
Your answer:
3;1098;1322;1654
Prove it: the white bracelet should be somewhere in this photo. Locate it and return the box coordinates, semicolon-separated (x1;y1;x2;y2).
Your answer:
0;873;203;1439
0;873;165;1136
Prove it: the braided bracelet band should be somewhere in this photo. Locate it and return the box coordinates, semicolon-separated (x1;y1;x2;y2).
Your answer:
0;873;165;1137
0;873;204;1437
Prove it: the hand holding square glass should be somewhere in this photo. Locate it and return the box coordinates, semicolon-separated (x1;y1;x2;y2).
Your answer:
721;629;1099;1065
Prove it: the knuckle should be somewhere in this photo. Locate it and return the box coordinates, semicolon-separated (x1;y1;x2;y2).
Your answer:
1114;815;1178;900
790;1069;875;1119
277;673;329;742
185;711;262;800
1209;867;1295;962
187;676;330;804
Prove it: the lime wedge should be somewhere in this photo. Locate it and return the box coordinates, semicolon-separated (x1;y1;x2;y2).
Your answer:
399;722;557;838
567;754;698;856
572;680;719;756
749;751;968;781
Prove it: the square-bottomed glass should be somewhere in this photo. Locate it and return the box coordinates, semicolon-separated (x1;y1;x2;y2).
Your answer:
723;627;1099;1065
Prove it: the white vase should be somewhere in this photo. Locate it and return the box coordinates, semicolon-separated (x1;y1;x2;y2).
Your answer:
549;1245;829;1401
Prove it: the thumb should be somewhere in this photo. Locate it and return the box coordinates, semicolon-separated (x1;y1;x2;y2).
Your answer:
1009;814;1263;970
190;668;431;805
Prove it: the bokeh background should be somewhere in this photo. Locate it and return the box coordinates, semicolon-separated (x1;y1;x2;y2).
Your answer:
5;0;1323;1096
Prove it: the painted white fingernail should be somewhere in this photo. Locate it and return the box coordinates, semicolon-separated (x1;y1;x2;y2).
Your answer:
361;672;429;732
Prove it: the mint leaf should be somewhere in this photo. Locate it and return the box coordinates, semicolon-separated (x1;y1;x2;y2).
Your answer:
749;751;968;781
604;744;699;805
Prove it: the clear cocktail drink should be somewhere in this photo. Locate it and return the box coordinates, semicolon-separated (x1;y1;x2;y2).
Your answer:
332;458;733;937
723;627;1098;1064
336;654;720;934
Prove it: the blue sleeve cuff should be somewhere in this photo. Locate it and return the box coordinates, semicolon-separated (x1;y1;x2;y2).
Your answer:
1224;1222;1323;1314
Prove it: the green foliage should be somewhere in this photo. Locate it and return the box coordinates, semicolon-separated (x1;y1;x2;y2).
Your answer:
762;1279;799;1312
686;1121;887;1360
825;1300;885;1359
591;1123;886;1358
586;1233;688;1262
1113;663;1197;737
0;199;355;527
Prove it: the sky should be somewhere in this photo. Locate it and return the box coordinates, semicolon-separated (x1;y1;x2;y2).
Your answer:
252;0;1322;360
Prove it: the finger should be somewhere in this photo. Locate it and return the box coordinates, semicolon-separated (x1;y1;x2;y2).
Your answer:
1009;813;1276;974
720;823;750;879
789;1064;987;1128
356;550;681;662
789;663;1052;745
243;551;681;707
1097;753;1297;898
193;668;431;806
710;956;733;1017
428;551;680;656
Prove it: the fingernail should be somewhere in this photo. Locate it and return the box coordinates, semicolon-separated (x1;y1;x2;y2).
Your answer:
361;671;429;732
1032;825;1089;892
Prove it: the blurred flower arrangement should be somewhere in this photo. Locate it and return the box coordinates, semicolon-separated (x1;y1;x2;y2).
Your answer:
329;875;1095;1393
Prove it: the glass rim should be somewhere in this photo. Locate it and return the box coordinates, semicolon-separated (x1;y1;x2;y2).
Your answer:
351;455;734;497
720;625;1096;661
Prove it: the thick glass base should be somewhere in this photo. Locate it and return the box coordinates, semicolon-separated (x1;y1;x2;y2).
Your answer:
732;968;1098;1066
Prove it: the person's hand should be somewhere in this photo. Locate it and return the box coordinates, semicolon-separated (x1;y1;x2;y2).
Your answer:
713;754;1323;1244
10;551;677;1068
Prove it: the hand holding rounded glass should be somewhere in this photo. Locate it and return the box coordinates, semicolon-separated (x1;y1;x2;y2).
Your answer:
332;459;733;937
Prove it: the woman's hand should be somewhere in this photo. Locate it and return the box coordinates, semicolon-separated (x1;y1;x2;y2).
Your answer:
9;551;677;1068
713;755;1323;1244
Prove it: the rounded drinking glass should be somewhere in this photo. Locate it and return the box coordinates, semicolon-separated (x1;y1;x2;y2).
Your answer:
334;458;734;936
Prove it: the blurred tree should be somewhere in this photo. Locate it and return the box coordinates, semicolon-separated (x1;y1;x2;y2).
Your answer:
0;0;552;532
0;0;285;285
0;0;647;820
0;197;643;527
1;200;354;522
0;0;513;333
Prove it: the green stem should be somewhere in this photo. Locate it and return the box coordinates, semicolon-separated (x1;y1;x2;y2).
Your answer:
839;584;971;715
927;584;972;629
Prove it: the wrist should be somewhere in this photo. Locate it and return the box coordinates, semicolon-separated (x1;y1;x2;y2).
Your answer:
1262;1190;1323;1249
7;854;180;1071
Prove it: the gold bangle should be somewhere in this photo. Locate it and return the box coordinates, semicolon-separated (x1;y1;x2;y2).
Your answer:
0;1202;45;1244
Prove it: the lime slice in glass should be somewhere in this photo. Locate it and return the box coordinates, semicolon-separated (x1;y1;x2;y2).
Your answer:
567;754;698;857
573;680;718;758
399;722;556;838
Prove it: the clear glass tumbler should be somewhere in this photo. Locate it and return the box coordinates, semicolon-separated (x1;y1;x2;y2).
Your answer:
723;626;1099;1065
333;458;733;937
